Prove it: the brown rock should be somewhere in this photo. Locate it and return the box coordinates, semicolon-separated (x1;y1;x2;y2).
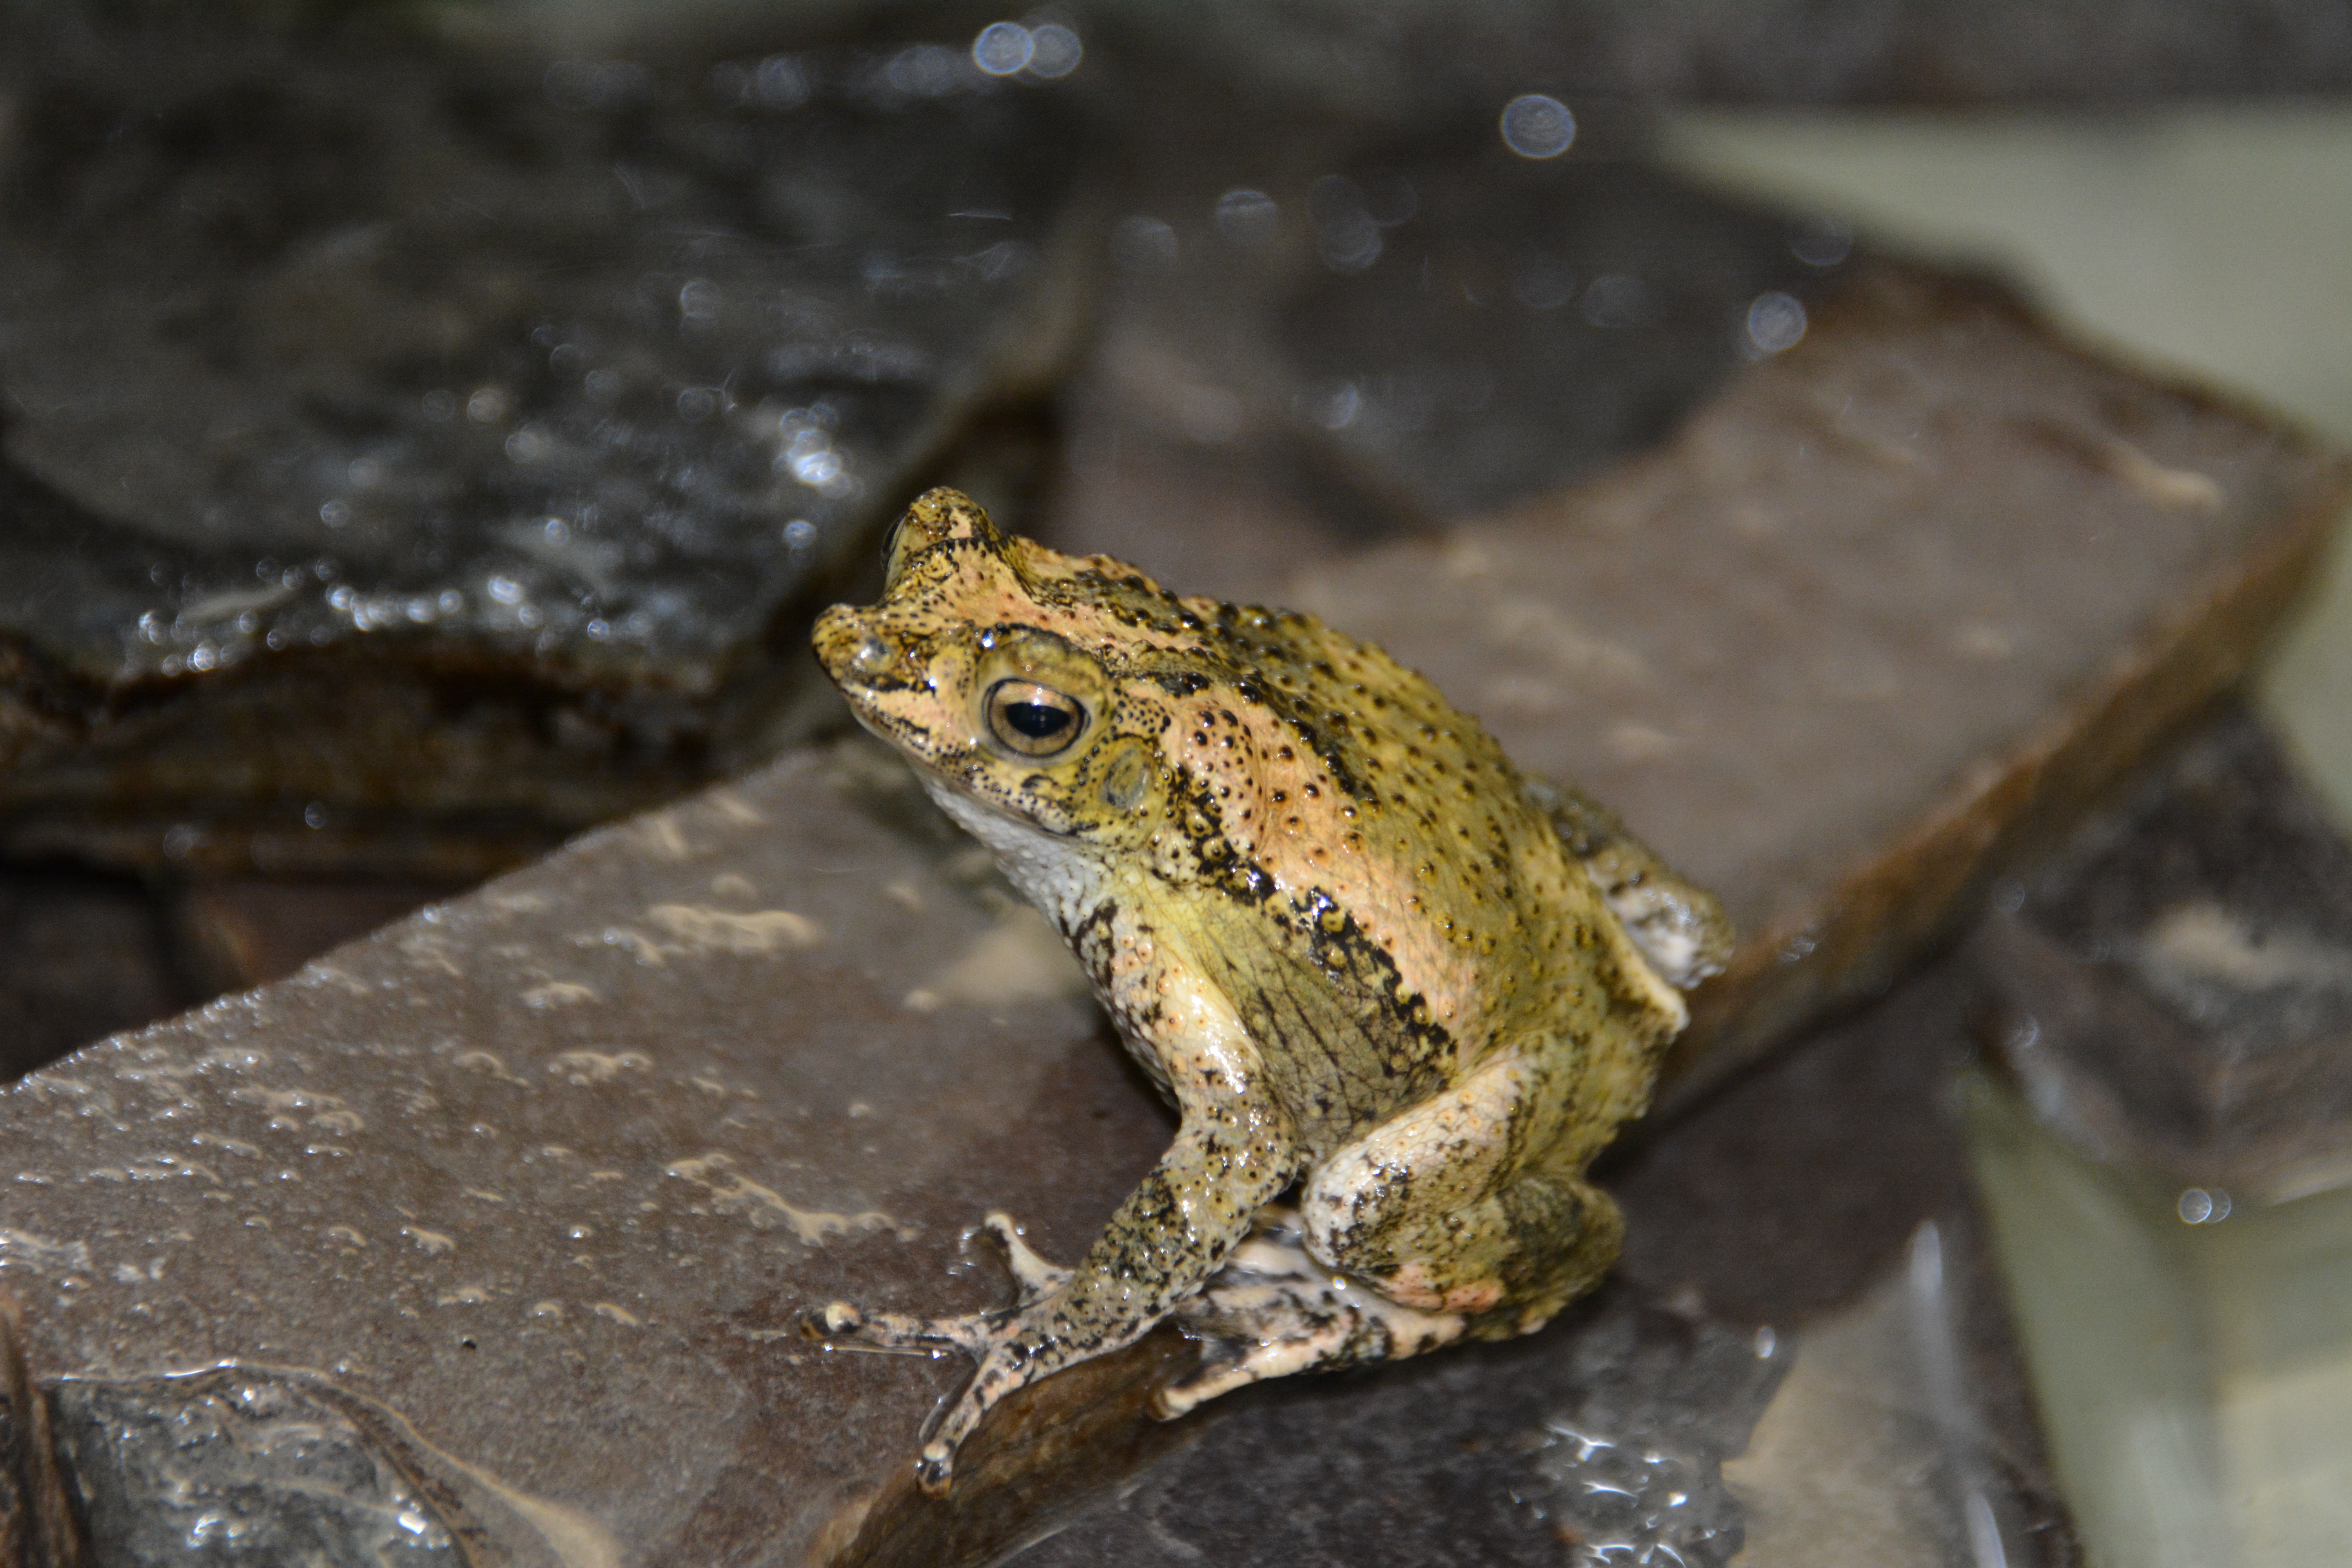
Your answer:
171;879;467;996
0;259;2339;1565
0;743;1188;1564
1062;261;2350;1106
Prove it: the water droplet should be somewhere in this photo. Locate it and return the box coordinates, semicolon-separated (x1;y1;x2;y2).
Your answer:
2179;1187;2232;1224
1026;24;1083;78
1111;214;1178;272
1500;94;1576;159
972;22;1034;76
1746;291;1808;354
1791;215;1855;269
1214;188;1280;249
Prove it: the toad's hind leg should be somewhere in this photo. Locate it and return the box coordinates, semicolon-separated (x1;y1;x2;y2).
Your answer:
1163;1050;1626;1414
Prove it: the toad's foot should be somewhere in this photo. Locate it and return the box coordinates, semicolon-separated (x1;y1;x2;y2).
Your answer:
1161;1212;1466;1418
800;1212;1080;1494
801;1211;1069;1355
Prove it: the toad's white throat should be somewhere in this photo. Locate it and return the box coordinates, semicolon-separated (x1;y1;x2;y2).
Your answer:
922;778;1103;935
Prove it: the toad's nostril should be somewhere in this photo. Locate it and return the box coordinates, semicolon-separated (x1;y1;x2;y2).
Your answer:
851;635;897;675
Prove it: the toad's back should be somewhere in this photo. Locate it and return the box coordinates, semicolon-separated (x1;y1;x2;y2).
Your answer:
1114;586;1687;1148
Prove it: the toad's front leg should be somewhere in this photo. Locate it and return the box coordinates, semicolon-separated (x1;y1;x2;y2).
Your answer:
805;1036;1296;1494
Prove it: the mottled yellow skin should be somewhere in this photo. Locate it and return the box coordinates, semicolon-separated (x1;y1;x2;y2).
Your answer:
808;490;1728;1494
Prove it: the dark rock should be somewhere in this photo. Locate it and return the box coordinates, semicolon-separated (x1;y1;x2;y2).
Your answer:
0;1293;82;1568
1020;962;2078;1567
0;868;194;1082
52;1366;577;1568
1039;87;1853;599
1056;258;2350;1108
1274;151;1847;517
171;880;468;996
1088;0;2352;123
1011;1283;1779;1568
1978;706;2352;1201
0;10;1092;877
0;250;2337;1568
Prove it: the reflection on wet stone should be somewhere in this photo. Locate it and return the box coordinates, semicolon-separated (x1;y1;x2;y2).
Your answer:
1279;154;1847;514
57;1374;466;1567
1013;1286;1778;1568
1980;706;2352;1199
1518;1304;1770;1567
0;10;1089;875
1;245;2341;1562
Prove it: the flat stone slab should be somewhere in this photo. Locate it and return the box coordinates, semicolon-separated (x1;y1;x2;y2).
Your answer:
0;254;2340;1564
1;743;1174;1566
1020;960;2073;1568
1062;260;2348;1104
0;11;1089;877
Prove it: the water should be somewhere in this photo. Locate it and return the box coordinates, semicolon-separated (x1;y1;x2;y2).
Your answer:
1964;1068;2352;1566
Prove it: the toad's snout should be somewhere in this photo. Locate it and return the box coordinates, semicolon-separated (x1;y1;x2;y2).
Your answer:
812;605;904;690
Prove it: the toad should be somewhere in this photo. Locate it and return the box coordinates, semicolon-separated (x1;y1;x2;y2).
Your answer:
808;489;1728;1492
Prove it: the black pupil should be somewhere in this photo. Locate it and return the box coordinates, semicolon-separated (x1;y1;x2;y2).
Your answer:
1004;702;1069;740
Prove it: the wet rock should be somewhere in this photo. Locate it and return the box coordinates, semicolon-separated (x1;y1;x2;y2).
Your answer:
53;1367;576;1568
1977;706;2352;1201
1069;259;2345;1106
1010;1283;1779;1568
0;252;2337;1564
0;742;1188;1567
1018;962;2077;1568
1043;87;1856;602
1089;0;2352;125
0;10;1091;877
0;1294;82;1568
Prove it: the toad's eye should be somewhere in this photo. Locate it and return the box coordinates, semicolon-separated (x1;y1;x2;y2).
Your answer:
984;680;1086;757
